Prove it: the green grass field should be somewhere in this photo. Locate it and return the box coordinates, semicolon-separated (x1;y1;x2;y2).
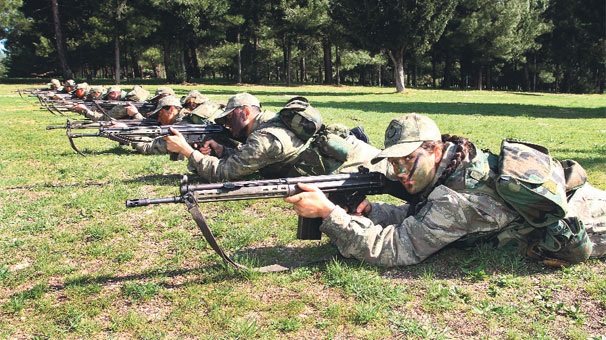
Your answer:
1;83;605;339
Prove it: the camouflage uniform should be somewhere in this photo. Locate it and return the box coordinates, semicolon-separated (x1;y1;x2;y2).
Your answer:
82;86;146;121
47;79;62;91
86;86;105;100
131;96;192;155
59;79;76;94
187;109;394;182
102;86;128;100
82;104;145;121
319;115;606;267
131;113;194;155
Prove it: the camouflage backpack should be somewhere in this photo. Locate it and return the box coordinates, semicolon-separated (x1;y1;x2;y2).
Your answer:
189;101;225;124
275;97;353;175
126;85;150;102
493;139;592;266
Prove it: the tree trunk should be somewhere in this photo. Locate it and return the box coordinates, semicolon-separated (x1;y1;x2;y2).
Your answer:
114;36;120;84
387;46;406;93
443;56;452;89
190;46;200;79
237;32;242;84
431;50;437;88
301;55;306;82
318;65;322;83
50;0;73;79
335;45;340;86
163;40;173;82
131;49;141;78
477;67;483;90
283;34;292;86
532;54;537;92
523;64;530;92
251;35;260;82
179;42;186;83
487;68;492;90
322;37;333;84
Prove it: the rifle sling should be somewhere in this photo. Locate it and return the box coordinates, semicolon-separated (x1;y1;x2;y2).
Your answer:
183;192;329;273
184;192;251;271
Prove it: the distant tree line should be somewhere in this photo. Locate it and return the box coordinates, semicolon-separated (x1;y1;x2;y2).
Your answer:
1;0;604;93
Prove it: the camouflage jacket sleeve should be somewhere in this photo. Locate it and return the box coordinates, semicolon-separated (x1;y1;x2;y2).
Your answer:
107;105;144;120
82;109;105;122
187;131;290;181
131;138;168;155
320;184;519;267
220;145;238;158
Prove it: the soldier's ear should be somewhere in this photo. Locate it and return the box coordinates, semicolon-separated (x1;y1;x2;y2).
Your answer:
242;106;252;118
433;145;443;165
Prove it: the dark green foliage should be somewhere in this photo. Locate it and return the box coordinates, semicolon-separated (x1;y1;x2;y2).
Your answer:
1;0;603;92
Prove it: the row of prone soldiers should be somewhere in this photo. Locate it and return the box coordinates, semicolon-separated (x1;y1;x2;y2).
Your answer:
38;79;606;268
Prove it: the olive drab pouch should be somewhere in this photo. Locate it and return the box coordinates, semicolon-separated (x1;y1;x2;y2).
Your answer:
278;96;323;142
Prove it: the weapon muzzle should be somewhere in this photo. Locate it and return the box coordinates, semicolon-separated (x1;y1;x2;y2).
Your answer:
125;196;184;207
126;199;150;207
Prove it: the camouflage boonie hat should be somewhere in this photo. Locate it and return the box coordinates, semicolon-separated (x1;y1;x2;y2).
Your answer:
47;79;60;87
181;90;208;105
216;93;261;121
150;96;182;117
76;82;89;90
150;87;175;101
371;113;441;164
126;85;150;102
65;79;76;87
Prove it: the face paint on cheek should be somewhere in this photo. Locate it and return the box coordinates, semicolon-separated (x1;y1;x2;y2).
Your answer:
405;151;436;194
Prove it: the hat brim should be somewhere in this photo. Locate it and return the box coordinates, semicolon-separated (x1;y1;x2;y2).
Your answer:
149;104;182;118
370;141;423;164
214;107;236;122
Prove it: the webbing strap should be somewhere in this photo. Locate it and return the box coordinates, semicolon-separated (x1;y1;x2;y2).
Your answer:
183;192;305;273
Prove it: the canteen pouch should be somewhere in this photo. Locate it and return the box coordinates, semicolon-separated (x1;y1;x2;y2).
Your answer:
527;217;592;266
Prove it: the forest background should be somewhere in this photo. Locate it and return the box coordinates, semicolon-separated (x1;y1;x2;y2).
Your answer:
0;0;604;94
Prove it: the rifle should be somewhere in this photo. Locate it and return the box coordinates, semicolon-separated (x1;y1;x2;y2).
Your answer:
46;119;160;156
64;123;233;159
46;119;159;131
46;99;156;119
49;99;156;113
125;168;412;271
17;88;55;99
